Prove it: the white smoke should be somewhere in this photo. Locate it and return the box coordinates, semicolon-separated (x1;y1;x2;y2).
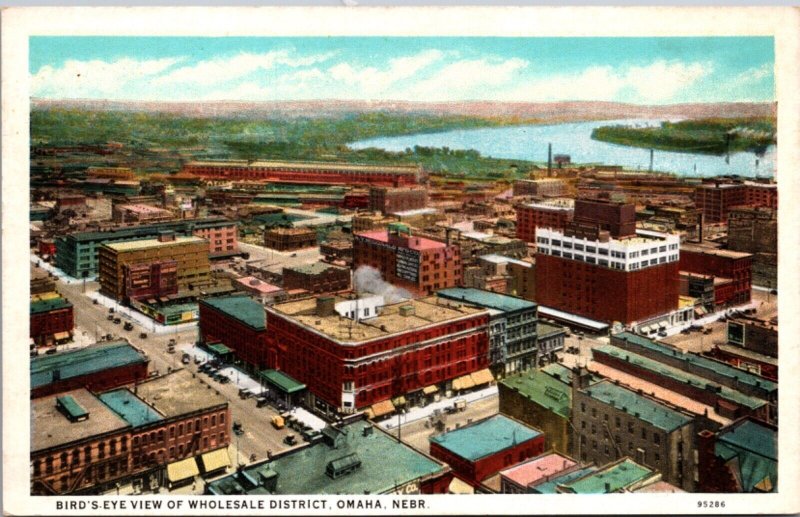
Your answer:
353;265;412;304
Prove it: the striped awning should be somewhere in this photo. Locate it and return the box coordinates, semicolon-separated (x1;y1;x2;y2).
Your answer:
53;332;71;341
448;477;474;494
470;368;494;386
370;399;395;418
452;375;475;391
167;457;199;483
422;385;439;395
200;448;230;474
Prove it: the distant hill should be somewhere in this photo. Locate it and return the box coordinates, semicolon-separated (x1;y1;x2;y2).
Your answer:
31;98;776;123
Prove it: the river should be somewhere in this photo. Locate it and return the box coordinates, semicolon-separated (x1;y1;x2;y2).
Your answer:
349;119;775;178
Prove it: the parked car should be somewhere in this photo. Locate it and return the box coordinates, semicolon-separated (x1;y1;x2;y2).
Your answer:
139;332;148;339
113;318;121;324
123;322;134;331
283;434;297;445
107;315;114;321
181;354;190;365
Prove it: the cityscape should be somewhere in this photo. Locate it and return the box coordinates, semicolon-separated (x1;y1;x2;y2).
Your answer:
25;34;779;500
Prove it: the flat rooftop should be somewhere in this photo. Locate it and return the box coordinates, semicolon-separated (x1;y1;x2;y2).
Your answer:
438;288;536;313
103;235;206;252
31;341;147;389
680;244;752;260
356;230;447;251
134;369;227;418
478;254;532;268
268;295;487;345
32;389;130;452
207;420;445;495
430;415;541;462
500;370;571;418
538;322;567;339
201;296;266;330
30;296;72;315
561;458;655;494
612;332;777;395
284;262;348;275
500;453;577;488
718;419;776;461
531;467;597;494
63;217;234;243
187;159;420;174
99;389;164;427
581;379;693;432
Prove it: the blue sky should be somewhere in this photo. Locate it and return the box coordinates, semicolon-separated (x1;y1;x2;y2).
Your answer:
29;36;774;104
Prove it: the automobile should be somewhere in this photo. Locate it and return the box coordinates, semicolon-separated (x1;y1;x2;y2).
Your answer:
45;348;58;355
290;253;297;257
194;356;203;365
108;308;115;314
181;354;191;365
680;328;691;335
283;434;297;446
113;318;121;325
92;299;99;305
123;322;134;331
168;338;177;346
239;388;253;399
139;332;148;339
770;289;778;295
167;347;176;354
219;376;230;384
233;421;244;436
703;328;713;335
107;315;115;321
657;331;667;338
256;397;269;408
271;415;285;429
148;371;159;378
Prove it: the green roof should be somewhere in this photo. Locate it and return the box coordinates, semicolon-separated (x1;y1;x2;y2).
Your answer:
561;459;654;493
208;343;233;355
30;297;72;314
540;363;601;386
594;344;767;411
582;379;693;432
430;415;541;461
64;217;234;243
437;288;537;313
31;341;147;389
537;322;566;338
201;296;265;330
259;370;306;394
57;395;88;420
207;420;445;495
531;467;597;494
500;370;572;418
613;332;777;394
99;389;164;427
718;419;776;460
714;422;777;493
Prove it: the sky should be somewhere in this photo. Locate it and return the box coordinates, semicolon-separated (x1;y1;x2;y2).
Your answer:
29;36;774;104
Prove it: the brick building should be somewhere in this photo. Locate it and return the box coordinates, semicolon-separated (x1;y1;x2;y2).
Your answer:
497;452;579;493
282;262;350;294
368;186;429;214
31;341;149;399
112;204;174;224
727;206;777;286
199;296;268;373
263;227;317;251
182;160;420;187
535;228;680;324
30;294;74;347
265;295;490;416
570;197;637;239
570;368;698;492
477;254;536;300
697;417;776;493
693;183;746;223
98;234;211;303
31;370;230;495
429;415;545;487
320;239;353;264
679;244;752;307
353;224;462;296
515;199;574;243
233;276;283;303
512;179;567;198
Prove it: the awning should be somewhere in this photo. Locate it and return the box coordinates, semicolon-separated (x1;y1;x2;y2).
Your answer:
640;325;654;334
452;375;475;391
53;332;71;341
370;399;395;418
259;369;306;394
470;369;494;386
391;396;407;406
167;457;199;483
658;322;668;329
448;477;474;494
200;448;230;474
147;298;157;304
423;385;439;395
208;343;232;356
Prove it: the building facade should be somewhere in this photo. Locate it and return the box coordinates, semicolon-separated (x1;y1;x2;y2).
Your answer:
679;245;752;307
535;228;680;324
282;262;351;294
263;227;317;251
515;199;574;243
353;224;462;296
30;295;74;347
368;186;429;214
199;296;268;373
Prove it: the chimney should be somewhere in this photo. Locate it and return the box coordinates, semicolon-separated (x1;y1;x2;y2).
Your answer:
604;482;611;492
158;231;176;243
547;143;552;177
316;296;336;317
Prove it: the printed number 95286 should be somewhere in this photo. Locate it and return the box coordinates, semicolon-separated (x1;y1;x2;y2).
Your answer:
698;501;726;509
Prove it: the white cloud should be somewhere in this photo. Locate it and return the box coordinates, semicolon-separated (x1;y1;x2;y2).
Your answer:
31;57;181;99
153;50;335;86
327;49;445;95
624;60;710;102
409;57;528;100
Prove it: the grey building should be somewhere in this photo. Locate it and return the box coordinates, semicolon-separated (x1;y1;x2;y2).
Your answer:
536;322;567;365
438;288;538;377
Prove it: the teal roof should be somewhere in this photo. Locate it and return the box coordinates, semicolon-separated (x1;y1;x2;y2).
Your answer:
64;217;234;243
31;341;147;389
561;459;654;493
613;332;777;394
540;363;602;386
30;297;72;314
208;343;233;355
715;419;777;491
594;344;766;411
206;420;445;495
500;370;572;418
99;389;164;427
531;467;597;494
583;379;693;432
718;419;776;460
201;296;265;330
437;288;537;313
430;415;541;461
57;395;88;420
259;370;306;394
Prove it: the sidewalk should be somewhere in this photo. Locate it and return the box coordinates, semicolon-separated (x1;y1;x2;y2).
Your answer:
87;290;198;335
379;384;498;430
30;254;91;285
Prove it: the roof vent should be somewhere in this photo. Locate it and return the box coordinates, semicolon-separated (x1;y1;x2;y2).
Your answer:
326;453;362;479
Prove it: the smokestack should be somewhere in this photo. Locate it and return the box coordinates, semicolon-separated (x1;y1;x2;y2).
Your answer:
697;212;704;244
547;143;552;178
649;148;654;173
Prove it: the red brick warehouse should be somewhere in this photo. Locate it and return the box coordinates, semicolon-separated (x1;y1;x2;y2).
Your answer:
199;296;268;373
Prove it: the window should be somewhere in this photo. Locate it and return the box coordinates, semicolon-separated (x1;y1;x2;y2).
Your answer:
615;416;621;428
591;408;597;418
628;422;634;433
581;403;586;413
641;428;647;440
654;434;660;445
598;248;609;256
586;246;596;253
574;244;584;251
591;424;596;435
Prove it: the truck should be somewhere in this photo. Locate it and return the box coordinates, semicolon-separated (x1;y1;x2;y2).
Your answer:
271;415;285;429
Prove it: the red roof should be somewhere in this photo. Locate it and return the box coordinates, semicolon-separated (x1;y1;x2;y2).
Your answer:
357;230;447;251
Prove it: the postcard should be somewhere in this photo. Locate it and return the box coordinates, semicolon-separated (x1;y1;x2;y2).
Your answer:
2;5;799;516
